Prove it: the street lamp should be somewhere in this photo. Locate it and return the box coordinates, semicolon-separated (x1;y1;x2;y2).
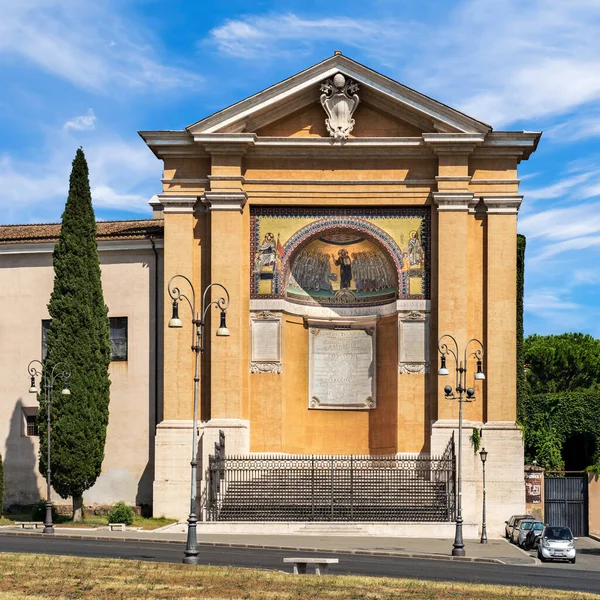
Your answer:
437;335;485;557
167;275;230;565
479;447;488;544
27;360;71;534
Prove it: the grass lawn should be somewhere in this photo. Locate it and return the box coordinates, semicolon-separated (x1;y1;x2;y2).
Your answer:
0;513;177;530
0;554;596;600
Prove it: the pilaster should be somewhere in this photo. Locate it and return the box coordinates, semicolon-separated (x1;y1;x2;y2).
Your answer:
204;148;249;421
482;195;522;422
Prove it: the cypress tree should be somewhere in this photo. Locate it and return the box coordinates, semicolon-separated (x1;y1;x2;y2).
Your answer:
39;148;111;521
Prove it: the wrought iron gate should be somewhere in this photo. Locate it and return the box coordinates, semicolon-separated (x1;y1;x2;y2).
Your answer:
544;472;588;537
205;435;455;522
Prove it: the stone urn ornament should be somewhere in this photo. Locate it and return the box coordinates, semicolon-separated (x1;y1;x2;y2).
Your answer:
320;73;360;140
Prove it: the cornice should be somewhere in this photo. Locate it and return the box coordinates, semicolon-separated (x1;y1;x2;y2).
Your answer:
0;238;164;255
481;195;523;215
202;191;248;212
432;192;474;212
157;193;199;214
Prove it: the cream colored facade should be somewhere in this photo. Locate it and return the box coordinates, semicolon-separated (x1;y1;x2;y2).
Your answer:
0;233;163;511
0;54;540;536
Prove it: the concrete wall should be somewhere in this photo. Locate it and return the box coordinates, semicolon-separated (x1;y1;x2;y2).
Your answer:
589;473;600;536
0;242;162;510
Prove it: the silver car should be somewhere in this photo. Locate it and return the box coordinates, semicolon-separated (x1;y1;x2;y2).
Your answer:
538;526;577;563
513;518;536;547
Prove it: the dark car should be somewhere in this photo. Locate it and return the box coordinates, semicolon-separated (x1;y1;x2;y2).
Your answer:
511;518;536;546
523;520;545;549
505;514;533;539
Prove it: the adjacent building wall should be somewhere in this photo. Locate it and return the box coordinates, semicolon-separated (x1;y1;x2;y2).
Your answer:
0;242;162;510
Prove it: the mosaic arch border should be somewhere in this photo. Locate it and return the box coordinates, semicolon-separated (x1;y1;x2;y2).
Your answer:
250;207;430;300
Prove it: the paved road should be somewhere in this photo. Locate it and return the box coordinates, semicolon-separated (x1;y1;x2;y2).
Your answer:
0;534;599;594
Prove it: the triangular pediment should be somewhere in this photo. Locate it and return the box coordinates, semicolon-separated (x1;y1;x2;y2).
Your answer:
187;54;491;137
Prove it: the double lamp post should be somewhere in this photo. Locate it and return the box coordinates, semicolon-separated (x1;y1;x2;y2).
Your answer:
437;334;485;556
167;274;230;565
27;360;71;534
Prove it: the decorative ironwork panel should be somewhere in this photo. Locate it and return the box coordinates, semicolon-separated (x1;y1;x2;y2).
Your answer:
205;437;455;522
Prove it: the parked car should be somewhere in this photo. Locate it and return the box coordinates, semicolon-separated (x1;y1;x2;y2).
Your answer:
523;520;545;549
537;526;577;563
505;514;533;539
511;517;534;544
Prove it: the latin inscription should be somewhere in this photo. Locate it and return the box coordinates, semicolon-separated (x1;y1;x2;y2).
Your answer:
309;328;375;410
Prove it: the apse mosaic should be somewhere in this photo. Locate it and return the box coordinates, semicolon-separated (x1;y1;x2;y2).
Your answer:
250;207;430;307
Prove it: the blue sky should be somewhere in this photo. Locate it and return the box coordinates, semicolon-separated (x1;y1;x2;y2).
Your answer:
1;0;599;337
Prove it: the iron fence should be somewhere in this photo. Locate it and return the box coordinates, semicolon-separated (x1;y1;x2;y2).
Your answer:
205;435;455;522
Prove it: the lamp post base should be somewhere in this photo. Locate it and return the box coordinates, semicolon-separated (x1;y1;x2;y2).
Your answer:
182;513;200;565
43;502;54;535
452;519;465;557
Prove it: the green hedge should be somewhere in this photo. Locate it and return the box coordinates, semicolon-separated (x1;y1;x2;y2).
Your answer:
521;390;600;470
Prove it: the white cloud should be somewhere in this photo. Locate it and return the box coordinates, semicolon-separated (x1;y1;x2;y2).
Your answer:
0;0;202;92
64;109;96;131
205;1;600;127
0;130;160;222
546;112;600;142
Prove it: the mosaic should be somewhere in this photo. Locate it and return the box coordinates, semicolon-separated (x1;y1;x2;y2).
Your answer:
251;207;430;307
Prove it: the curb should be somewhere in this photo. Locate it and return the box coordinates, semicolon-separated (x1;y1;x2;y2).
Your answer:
0;529;511;564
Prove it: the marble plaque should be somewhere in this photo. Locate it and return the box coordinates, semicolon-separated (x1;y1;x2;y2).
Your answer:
398;311;429;374
309;327;376;410
250;312;282;373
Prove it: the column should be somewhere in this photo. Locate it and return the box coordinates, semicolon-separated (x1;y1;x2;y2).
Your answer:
201;147;250;477
481;195;526;533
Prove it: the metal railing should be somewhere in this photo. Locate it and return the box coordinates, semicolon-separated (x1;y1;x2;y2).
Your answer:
205;434;455;522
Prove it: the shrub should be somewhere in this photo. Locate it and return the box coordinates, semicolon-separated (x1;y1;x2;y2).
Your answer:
107;501;134;526
31;500;58;522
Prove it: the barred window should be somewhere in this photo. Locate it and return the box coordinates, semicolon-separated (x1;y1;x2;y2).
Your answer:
26;415;39;437
110;317;128;362
42;319;51;360
43;317;128;362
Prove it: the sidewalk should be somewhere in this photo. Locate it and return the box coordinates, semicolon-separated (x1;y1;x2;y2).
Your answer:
0;525;535;565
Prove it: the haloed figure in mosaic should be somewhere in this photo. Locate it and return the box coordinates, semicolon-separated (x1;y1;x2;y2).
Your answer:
333;249;353;289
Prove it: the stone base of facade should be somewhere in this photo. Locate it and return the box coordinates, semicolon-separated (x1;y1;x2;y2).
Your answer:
153;418;250;520
431;419;525;538
166;520;479;538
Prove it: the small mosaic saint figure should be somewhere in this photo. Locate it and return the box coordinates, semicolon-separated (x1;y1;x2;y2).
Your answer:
333;249;353;289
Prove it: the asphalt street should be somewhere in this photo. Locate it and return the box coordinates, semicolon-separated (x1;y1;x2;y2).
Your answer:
0;534;599;594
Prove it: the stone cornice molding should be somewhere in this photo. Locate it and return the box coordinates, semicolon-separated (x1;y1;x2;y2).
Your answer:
202;191;247;212
432;192;474;212
157;193;199;214
423;133;485;155
481;195;523;215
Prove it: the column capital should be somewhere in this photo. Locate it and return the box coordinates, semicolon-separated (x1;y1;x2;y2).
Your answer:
202;191;247;212
482;195;523;215
157;193;199;214
432;192;474;212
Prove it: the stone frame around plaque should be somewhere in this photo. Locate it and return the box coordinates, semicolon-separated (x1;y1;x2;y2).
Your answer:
398;310;430;374
250;311;282;374
307;318;377;410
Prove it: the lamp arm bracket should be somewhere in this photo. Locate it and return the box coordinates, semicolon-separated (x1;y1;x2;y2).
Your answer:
168;275;197;316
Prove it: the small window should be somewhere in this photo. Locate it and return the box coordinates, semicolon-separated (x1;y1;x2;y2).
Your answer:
26;415;39;437
110;317;128;362
42;317;128;361
42;319;51;360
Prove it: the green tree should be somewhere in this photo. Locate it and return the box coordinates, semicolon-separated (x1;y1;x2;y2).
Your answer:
524;333;600;395
39;148;111;521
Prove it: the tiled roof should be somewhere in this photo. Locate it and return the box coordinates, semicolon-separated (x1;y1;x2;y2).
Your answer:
0;219;164;244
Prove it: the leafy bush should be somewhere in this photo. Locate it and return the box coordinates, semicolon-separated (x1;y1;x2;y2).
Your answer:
107;501;134;526
31;500;58;522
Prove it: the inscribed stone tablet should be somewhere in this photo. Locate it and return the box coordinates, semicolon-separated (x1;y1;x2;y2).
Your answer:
401;320;425;363
251;319;280;362
309;328;375;410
